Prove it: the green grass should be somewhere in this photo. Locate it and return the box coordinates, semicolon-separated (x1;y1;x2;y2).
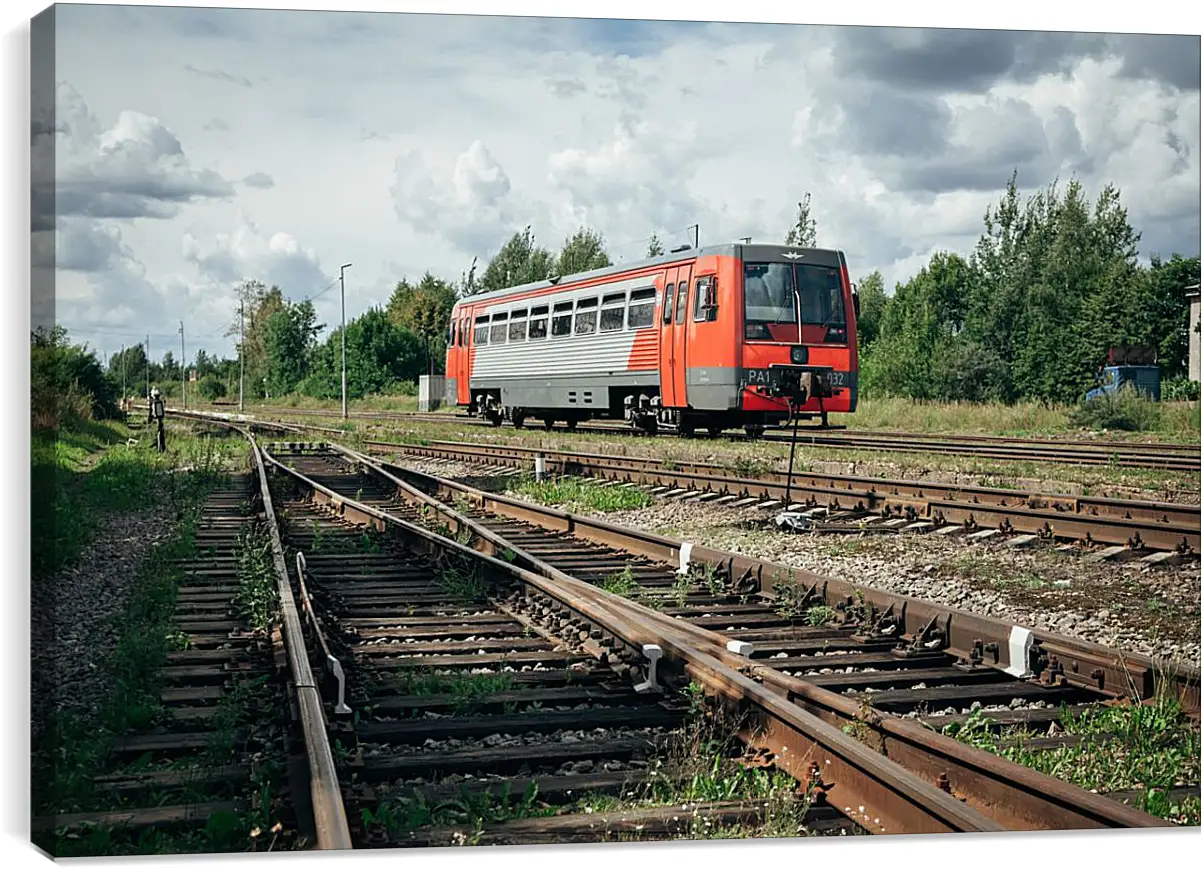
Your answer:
942;691;1200;825
233;524;279;634
1070;385;1166;432
392;670;515;715
509;475;652;513
31;417;261;856
832;395;1200;442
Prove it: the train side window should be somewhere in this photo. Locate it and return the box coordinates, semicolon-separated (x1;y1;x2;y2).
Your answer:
489;312;508;344
473;315;489;346
662;284;675;324
551;302;573;336
693;276;718;323
628;288;656;328
600;292;626;332
574;297;598;335
448;319;456;347
529;305;549;339
675;280;689;323
508;308;528;342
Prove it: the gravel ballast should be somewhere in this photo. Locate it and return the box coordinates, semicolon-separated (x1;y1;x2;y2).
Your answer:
597;499;1200;666
31;505;184;741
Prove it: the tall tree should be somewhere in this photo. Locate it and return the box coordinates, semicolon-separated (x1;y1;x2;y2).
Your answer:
854;270;888;348
456;256;481;297
387;272;458;375
554;228;611;277
646;234;664;257
263;299;322;396
308;308;423;398
480;226;555;292
785;193;818;248
224;279;285;394
967;173;1145;402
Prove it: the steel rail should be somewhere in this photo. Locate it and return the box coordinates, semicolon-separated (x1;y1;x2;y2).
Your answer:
361;450;1200;718
171;409;1202;708
279;440;1183;830
256;443;1003;835
204;403;1199;471
371;438;1201;553
245;429;354;849
169;413;1200;535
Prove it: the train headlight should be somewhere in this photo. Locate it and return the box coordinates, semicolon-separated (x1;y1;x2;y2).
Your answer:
790;346;808;365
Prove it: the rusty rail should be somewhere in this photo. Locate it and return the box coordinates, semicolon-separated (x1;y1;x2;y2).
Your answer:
273;439;1185;830
173;412;1200;831
246;432;353;849
369;449;1199;717
382;439;1200;553
257;442;1003;835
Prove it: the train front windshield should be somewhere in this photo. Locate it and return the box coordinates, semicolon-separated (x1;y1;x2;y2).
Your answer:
743;262;847;343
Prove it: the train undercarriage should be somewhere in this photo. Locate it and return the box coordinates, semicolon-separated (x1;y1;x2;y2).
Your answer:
468;385;834;438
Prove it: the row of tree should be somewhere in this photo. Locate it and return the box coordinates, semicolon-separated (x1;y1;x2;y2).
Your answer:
842;173;1199;403
31;170;1200;424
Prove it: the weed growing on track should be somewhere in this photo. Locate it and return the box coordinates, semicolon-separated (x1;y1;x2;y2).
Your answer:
433;555;488;603
393;670;515;715
233;524;279;634
579;681;823;840
509;475;652;513
942;690;1201;825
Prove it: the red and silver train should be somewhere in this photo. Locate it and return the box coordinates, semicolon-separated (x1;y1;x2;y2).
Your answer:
443;242;860;436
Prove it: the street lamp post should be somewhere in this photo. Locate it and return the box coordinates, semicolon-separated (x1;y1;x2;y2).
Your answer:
339;263;352;420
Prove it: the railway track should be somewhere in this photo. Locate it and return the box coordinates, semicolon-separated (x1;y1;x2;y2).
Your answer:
381;439;1201;558
93;409;1196;851
252;438;1196;835
32;470;344;855
270;467;860;844
210;403;1200;473
193;412;1199;558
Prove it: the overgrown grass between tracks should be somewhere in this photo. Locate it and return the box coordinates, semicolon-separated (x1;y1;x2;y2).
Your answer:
942;687;1201;826
510;475;652;513
31;423;255;856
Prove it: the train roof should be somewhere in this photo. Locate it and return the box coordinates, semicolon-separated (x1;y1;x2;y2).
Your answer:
452;243;847;308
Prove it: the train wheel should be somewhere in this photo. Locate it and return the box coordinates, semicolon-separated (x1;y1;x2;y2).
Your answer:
743;424;764;439
707;425;722;437
542;418;555;430
565;419;578;432
489;411;503;427
677;423;696;439
512;413;526;429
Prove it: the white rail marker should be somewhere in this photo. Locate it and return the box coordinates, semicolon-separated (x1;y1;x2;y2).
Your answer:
726;640;755;658
633;644;664;693
1004;626;1035;678
677;542;694;575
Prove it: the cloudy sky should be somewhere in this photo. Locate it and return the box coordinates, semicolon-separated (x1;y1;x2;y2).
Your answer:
31;2;1202;363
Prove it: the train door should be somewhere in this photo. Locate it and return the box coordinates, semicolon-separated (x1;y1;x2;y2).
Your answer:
671;264;693;407
457;309;472;404
658;273;678;406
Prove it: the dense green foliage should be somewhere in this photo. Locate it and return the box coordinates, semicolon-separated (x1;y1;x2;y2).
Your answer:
31;326;119;425
41;170;1195;415
857;172;1199;404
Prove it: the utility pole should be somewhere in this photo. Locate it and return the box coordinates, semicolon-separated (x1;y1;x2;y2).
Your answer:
146;334;151;399
120;344;126;410
339;263;352;420
692;224;700;249
238;301;245;412
179;320;186;410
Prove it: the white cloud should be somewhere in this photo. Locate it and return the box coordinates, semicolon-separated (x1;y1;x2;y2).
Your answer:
42;5;1200;362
